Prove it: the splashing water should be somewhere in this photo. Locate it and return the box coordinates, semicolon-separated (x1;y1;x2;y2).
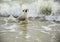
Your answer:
0;0;60;19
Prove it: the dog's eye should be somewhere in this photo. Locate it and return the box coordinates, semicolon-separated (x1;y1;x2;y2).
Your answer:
23;10;24;12
25;10;27;12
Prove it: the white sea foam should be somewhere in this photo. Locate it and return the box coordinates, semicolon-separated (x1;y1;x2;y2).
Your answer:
2;23;18;32
41;26;51;31
0;0;60;21
25;34;31;39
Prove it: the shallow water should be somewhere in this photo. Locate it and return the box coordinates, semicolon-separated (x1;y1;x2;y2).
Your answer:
0;17;60;42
